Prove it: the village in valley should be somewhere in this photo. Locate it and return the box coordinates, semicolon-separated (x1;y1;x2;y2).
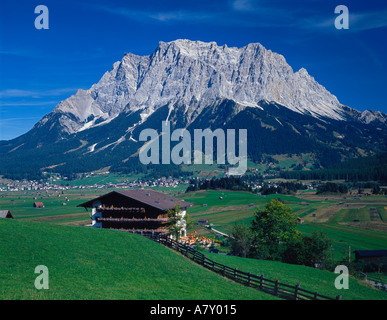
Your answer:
0;172;191;192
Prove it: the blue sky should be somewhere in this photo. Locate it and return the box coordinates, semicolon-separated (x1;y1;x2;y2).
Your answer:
0;0;386;140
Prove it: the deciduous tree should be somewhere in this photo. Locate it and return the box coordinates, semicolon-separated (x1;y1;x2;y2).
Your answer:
250;199;300;260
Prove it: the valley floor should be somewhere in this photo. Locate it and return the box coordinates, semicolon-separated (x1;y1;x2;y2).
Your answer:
0;187;386;300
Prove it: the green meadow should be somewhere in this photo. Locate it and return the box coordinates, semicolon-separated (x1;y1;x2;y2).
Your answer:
204;252;387;300
0;219;276;300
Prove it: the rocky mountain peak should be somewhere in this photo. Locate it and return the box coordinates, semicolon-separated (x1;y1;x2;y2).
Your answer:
42;39;352;135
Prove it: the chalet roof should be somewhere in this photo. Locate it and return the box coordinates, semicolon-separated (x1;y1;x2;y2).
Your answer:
77;189;192;211
0;210;14;218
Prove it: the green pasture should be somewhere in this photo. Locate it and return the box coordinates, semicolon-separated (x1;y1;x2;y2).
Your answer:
297;223;387;261
182;190;306;214
0;219;276;300
0;190;90;221
53;173;137;187
205;252;387;300
181;190;321;234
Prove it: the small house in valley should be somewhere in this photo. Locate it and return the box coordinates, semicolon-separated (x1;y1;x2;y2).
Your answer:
0;210;14;219
77;189;192;238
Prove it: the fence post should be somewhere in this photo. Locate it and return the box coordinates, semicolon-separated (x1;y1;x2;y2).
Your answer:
234;268;238;281
314;292;318;300
294;283;300;300
260;274;264;290
336;295;342;300
274;280;279;296
248;273;251;287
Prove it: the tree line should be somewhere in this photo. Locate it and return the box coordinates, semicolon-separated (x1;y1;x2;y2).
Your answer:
186;176;252;193
316;181;387;195
185;176;310;194
259;181;308;195
280;152;387;182
316;182;348;194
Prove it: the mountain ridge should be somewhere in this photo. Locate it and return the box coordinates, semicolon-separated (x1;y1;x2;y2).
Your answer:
35;39;354;137
0;39;386;179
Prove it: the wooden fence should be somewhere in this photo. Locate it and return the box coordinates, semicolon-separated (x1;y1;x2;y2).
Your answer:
146;234;342;301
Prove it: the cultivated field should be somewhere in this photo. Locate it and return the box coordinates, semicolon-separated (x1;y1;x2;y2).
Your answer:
180;190;387;262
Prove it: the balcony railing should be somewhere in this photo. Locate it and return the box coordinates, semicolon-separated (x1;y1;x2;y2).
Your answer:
97;217;169;222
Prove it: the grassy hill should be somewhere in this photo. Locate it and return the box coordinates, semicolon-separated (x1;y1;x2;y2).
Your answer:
0;219;276;300
205;252;387;300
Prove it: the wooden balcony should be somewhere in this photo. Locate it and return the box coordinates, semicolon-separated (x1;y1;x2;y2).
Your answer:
97;207;145;213
96;217;169;223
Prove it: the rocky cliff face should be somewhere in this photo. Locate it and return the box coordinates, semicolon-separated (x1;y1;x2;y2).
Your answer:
40;39;354;136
